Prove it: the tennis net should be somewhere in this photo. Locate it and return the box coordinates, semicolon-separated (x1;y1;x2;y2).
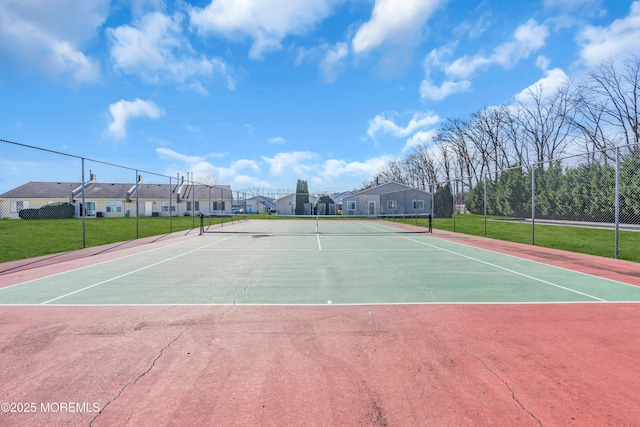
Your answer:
199;214;432;236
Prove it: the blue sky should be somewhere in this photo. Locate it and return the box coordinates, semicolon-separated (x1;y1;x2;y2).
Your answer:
2;0;640;194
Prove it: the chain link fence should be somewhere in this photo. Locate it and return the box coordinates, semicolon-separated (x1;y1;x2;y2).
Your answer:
434;144;640;259
4;138;640;263
0;139;242;265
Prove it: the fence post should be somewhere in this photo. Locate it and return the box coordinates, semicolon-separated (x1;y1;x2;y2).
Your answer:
483;174;487;237
615;147;620;259
135;170;139;239
531;165;535;245
452;180;456;233
81;158;86;248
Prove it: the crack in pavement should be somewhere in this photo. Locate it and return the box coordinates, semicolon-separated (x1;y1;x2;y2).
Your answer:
89;326;190;426
465;349;543;427
232;260;257;306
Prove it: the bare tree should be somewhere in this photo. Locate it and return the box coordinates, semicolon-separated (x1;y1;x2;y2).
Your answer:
516;82;575;164
438;118;480;188
402;143;438;190
585;55;640;151
373;159;407;185
570;87;614;163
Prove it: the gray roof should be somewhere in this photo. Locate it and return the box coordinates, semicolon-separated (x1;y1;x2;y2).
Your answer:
0;181;233;201
345;181;431;198
0;182;79;199
330;191;354;202
247;196;277;210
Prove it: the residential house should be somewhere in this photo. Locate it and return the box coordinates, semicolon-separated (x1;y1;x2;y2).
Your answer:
0;174;233;219
276;193;317;216
245;196;276;214
341;182;433;217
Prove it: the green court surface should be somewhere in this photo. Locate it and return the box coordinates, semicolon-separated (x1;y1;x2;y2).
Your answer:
2;219;640;305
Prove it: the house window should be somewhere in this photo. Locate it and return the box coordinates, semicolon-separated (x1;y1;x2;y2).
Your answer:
187;201;200;211
106;201;122;213
346;201;356;210
412;200;425;210
212;201;225;211
387;200;397;210
162;202;176;212
10;201;28;213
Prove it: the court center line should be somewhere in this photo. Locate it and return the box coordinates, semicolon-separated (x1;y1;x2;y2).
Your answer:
401;234;607;302
39;236;235;305
316;233;322;250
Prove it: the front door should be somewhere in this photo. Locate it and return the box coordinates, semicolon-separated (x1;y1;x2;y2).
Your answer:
84;202;96;217
368;201;376;216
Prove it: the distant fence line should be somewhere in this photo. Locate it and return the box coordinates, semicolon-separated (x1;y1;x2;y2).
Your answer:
434;143;640;259
0;138;246;261
3;138;640;262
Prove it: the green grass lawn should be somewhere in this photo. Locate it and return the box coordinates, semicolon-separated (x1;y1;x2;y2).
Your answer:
424;214;640;262
1;213;639;264
0;215;236;263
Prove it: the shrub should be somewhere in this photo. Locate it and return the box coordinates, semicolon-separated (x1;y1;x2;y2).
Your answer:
19;208;40;220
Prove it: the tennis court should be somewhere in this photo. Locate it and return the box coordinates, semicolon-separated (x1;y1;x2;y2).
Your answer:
2;219;640;425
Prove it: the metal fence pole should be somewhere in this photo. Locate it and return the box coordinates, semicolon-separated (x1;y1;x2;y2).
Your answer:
169;176;173;234
81;158;86;248
483;174;487;237
531;165;535;246
452;180;456;233
615;146;620;259
135;169;139;239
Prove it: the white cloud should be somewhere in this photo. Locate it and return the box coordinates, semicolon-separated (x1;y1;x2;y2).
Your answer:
445;56;491;80
156;147;388;191
536;55;551;70
156;147;217;179
108;11;234;90
231;159;260;173
108;99;164;139
351;0;445;54
268;136;286;144
514;67;570;104
446;19;549;80
319;42;349;84
0;0;106;83
261;151;316;175
367;112;440;140
419;78;471;101
322;156;392;179
295;41;349;83
543;0;600;13
189;0;338;60
403;130;438;153
156;147;263;186
578;1;640;68
420;19;549;101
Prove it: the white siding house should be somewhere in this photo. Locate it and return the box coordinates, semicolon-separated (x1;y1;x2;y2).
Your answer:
0;175;234;219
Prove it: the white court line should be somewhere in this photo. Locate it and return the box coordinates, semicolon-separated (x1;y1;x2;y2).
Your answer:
360;222;607;302
0;228;243;291
405;235;607;301
39;236;235;305
6;301;640;307
316;233;322;250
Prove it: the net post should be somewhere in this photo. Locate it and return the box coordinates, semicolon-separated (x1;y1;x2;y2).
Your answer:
199;213;204;235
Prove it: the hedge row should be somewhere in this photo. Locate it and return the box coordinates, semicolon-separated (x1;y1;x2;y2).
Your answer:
465;153;640;223
19;202;75;220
